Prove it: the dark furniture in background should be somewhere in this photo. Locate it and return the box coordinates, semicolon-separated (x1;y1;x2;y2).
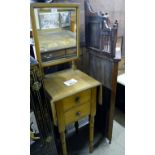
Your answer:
77;0;122;143
85;0;118;59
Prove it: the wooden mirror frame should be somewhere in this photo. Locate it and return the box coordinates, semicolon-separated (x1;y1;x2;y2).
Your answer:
30;3;80;68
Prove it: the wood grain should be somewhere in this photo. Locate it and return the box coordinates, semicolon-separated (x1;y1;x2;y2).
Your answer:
44;69;100;102
62;89;91;112
44;69;101;155
64;102;90;125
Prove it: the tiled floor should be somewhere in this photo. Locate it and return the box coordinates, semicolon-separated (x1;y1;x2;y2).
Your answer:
67;108;125;155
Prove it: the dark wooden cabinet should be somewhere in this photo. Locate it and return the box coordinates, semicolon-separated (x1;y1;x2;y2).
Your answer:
85;0;118;59
76;0;122;143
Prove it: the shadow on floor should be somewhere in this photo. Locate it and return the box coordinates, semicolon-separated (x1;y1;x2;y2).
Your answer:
114;108;125;127
66;108;125;155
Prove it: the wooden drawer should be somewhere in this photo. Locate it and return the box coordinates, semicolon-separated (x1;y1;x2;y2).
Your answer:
66;48;76;55
62;89;91;112
41;50;65;62
64;103;90;125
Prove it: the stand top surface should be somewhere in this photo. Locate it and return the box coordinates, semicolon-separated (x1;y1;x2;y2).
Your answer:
44;69;101;102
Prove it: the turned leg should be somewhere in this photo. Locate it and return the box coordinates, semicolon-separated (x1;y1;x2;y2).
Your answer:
89;116;94;153
89;88;97;153
55;101;67;155
60;132;67;155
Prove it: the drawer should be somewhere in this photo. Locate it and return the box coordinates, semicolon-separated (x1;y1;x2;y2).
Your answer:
62;89;91;112
66;48;76;55
41;50;65;62
64;103;90;125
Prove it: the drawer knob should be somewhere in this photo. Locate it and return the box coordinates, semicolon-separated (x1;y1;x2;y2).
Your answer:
76;111;81;116
75;96;80;103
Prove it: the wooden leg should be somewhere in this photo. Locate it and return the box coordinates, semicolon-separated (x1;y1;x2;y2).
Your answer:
107;63;118;142
89;116;94;153
75;121;79;135
109;140;111;144
60;132;67;155
55;101;67;155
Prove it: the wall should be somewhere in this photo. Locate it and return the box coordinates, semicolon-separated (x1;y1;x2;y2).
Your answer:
91;0;124;36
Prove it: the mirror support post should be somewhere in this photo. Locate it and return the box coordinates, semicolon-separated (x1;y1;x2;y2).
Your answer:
71;60;76;70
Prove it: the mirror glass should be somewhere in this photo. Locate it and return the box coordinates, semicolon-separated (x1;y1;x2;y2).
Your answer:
34;7;77;63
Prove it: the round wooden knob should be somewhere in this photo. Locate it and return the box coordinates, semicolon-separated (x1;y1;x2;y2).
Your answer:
75;96;80;103
76;111;81;116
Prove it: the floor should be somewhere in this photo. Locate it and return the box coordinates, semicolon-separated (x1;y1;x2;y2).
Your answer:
67;108;125;155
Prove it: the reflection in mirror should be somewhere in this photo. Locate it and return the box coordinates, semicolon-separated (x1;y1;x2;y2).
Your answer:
34;7;77;62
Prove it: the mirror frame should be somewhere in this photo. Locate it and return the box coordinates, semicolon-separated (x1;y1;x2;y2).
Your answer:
30;3;80;68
